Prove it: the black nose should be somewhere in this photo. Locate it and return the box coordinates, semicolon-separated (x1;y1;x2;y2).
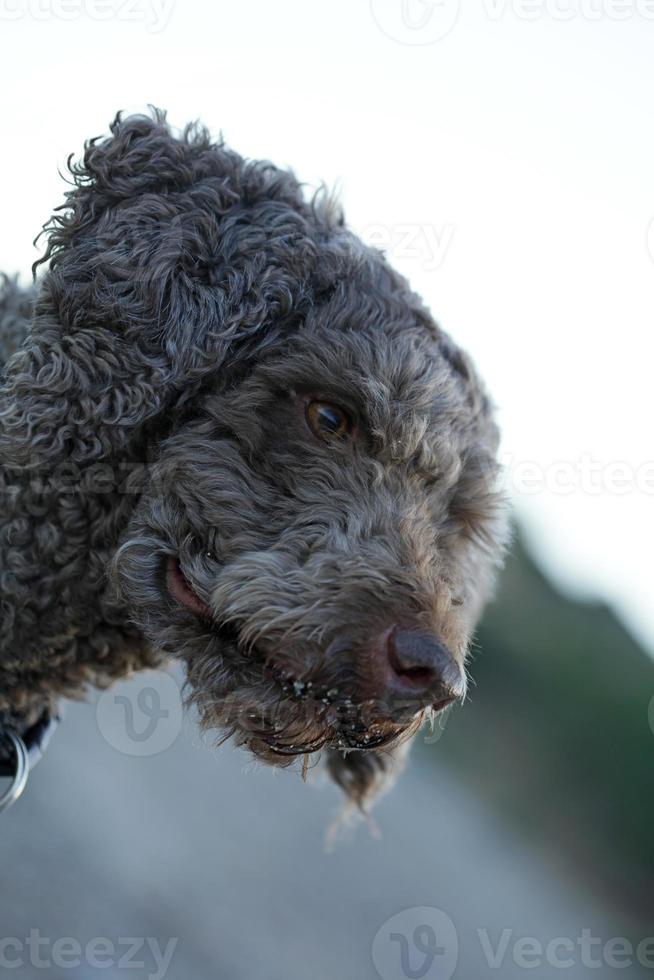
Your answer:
385;629;465;707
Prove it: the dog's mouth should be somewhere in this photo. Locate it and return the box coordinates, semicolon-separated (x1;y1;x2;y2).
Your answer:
166;555;427;754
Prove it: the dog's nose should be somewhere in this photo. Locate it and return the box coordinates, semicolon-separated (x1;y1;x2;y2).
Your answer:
384;629;465;708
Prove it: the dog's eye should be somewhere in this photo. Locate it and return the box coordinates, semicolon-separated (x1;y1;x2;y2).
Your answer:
305;400;352;442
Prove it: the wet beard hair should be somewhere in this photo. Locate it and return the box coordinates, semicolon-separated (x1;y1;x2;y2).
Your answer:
184;620;424;766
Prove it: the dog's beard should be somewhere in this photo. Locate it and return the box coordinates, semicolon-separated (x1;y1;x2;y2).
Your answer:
184;624;423;766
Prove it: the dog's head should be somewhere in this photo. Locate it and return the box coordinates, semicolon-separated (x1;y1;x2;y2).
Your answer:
24;111;506;804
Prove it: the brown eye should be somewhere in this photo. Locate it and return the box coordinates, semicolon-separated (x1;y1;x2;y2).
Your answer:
305;400;352;442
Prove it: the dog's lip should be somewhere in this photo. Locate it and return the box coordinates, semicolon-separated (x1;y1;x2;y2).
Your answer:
166;557;212;619
432;695;458;713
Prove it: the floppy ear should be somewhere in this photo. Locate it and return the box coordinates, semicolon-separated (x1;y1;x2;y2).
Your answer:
1;108;330;471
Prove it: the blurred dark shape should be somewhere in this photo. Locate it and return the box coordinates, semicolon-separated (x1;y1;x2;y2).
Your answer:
431;527;654;926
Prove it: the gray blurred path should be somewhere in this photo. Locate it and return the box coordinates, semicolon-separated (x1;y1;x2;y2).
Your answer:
0;670;643;980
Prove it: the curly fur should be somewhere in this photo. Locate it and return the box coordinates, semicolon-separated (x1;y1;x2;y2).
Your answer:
0;109;507;806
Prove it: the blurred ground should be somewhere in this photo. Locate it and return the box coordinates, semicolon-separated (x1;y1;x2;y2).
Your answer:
1;668;649;979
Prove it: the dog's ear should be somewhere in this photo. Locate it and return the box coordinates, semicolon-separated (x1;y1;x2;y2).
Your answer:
2;109;329;469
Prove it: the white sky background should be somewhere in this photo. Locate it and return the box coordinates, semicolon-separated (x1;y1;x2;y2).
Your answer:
0;0;652;652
